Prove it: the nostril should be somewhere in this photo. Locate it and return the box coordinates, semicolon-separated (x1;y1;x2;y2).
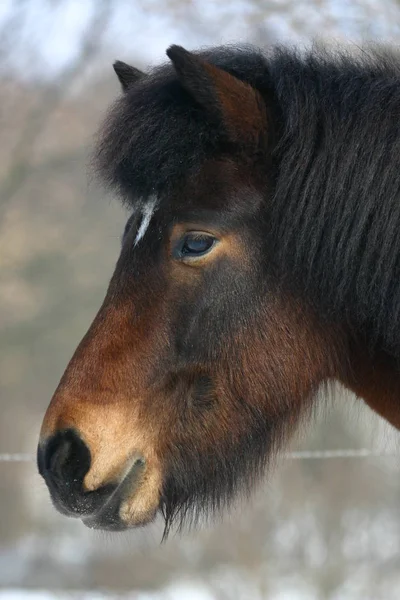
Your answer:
38;429;91;487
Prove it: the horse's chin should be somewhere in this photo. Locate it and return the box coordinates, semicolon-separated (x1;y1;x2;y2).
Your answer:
81;461;161;531
82;505;158;531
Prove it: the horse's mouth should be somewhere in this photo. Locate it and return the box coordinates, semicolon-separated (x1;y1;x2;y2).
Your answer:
81;494;130;531
81;456;158;531
38;432;160;530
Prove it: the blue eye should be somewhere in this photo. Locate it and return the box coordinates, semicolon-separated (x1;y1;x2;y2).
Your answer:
178;233;216;258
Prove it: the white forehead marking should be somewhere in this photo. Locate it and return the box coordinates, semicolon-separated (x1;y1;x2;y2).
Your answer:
134;196;158;246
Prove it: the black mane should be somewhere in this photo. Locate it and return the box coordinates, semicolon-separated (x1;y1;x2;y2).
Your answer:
95;43;400;358
268;45;400;357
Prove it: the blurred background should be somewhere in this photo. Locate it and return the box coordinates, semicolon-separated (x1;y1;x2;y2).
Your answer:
2;1;400;598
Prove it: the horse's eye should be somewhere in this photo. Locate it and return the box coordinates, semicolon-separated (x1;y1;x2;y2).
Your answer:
177;233;216;258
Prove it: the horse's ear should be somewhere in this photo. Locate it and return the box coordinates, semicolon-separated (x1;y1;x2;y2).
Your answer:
166;45;266;146
113;60;146;92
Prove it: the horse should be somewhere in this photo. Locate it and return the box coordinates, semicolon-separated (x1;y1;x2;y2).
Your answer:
37;43;400;537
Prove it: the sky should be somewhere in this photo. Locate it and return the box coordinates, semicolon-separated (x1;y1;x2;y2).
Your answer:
2;0;400;82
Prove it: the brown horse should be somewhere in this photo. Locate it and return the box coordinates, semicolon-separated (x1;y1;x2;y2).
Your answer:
38;44;400;536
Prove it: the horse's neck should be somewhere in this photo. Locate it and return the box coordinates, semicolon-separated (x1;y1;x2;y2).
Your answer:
343;347;400;430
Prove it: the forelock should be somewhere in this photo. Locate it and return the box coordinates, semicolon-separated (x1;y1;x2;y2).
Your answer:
93;45;269;206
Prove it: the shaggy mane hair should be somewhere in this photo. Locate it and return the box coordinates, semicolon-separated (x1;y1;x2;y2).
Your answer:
95;43;400;360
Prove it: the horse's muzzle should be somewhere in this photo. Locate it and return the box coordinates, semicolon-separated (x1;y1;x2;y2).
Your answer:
37;429;145;531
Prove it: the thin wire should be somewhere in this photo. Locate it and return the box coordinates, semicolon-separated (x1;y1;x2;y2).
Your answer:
0;449;398;463
285;448;399;459
0;453;35;462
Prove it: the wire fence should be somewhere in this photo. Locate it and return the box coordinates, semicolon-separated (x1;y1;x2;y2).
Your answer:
1;449;399;463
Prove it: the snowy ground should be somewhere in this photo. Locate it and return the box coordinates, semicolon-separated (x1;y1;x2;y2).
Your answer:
0;583;214;600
